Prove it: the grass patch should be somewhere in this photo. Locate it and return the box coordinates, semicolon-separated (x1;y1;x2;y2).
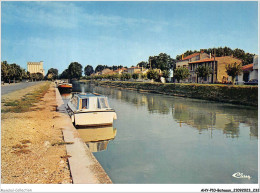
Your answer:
21;139;31;144
12;149;31;155
12;144;28;149
61;155;72;159
2;82;51;113
51;141;74;146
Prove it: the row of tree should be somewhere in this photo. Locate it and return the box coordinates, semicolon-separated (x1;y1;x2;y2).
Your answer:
1;61;29;83
83;69;169;82
176;47;255;65
1;61;60;83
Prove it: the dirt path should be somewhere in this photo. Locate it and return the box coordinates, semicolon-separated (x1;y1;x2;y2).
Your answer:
1;82;72;184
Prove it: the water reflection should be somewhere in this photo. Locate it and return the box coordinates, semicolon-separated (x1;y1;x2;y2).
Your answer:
77;126;117;152
77;82;258;138
70;82;258;184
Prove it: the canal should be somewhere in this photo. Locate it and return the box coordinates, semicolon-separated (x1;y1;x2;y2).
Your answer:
61;81;258;184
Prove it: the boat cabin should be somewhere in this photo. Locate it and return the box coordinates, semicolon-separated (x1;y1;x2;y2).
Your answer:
70;93;110;111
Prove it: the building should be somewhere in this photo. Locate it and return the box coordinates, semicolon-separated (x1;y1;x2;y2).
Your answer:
237;55;258;84
127;67;142;74
27;61;45;76
188;56;242;83
114;67;127;74
176;51;210;69
100;68;115;75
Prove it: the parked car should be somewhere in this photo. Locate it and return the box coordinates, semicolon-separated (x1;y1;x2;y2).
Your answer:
244;79;258;85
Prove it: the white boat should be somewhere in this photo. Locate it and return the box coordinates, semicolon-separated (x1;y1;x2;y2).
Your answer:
67;93;117;127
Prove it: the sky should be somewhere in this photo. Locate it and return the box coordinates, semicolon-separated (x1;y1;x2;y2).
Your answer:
1;1;258;74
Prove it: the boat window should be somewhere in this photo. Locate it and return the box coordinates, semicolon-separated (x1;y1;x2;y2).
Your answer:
72;97;77;107
98;98;109;109
82;99;88;109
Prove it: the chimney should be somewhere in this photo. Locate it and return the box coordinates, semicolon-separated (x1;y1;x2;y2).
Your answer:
210;53;212;59
182;54;184;60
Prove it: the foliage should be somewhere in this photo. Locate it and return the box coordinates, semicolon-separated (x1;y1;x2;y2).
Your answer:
148;53;175;71
46;68;58;80
225;62;242;85
141;73;147;80
59;69;69;79
137;61;148;68
95;65;109;73
84;65;94;76
132;73;139;80
30;73;44;81
120;73;131;81
1;61;28;83
174;67;190;82
1;61;10;82
162;70;170;78
195;66;213;82
68;62;82;79
147;69;160;81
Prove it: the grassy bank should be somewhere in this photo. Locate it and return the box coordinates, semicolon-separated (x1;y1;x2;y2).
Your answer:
82;80;258;107
2;82;51;113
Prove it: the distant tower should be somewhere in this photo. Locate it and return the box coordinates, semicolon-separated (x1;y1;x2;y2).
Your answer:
27;61;45;76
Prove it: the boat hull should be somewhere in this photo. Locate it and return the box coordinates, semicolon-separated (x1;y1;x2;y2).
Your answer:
73;111;117;127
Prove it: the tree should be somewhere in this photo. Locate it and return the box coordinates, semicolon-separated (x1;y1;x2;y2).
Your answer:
84;65;94;76
225;62;242;85
95;65;108;73
59;69;69;79
149;53;175;71
173;67;190;83
195;65;213;83
9;63;23;83
68;62;82;79
36;72;44;80
147;69;160;81
1;61;9;83
162;70;170;78
46;68;58;80
137;61;148;68
141;73;147;80
132;73;139;80
120;73;131;81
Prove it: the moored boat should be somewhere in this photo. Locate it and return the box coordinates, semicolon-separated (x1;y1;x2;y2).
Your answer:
67;92;117;127
57;81;72;92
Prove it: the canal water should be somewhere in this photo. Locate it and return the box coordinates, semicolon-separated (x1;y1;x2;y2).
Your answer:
61;81;258;184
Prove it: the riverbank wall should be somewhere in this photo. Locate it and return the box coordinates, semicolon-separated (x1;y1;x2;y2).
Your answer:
86;80;258;107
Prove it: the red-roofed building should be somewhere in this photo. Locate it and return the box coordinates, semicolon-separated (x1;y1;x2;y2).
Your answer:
176;51;210;69
242;63;253;71
188;56;242;83
237;55;258;84
114;67;127;74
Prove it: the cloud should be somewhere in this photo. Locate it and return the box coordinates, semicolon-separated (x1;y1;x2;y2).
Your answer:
2;1;168;29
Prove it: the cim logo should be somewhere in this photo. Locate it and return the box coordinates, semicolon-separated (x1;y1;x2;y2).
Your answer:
232;172;251;180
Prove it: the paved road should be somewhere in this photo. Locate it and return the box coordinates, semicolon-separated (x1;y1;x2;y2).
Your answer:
1;81;43;95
